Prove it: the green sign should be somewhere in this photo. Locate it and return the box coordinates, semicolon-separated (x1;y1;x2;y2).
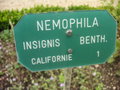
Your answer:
14;10;117;72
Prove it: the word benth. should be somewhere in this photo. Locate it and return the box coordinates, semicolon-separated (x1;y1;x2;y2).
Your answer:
14;10;117;72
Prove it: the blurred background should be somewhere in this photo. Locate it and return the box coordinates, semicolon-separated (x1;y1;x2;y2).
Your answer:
0;0;120;90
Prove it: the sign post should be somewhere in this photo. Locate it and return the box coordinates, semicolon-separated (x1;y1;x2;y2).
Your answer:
14;10;117;72
64;68;72;90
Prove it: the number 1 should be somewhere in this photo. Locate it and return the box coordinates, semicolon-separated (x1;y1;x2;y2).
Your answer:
97;51;100;57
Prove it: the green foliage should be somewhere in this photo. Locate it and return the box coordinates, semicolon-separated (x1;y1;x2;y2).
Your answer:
116;39;120;50
0;29;13;42
0;71;4;76
0;5;65;31
68;5;96;10
107;57;115;63
70;67;103;90
95;83;104;90
108;39;120;63
115;70;120;76
0;4;120;31
59;73;64;83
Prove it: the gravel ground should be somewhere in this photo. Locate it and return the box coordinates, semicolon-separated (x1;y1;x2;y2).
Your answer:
0;0;103;11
